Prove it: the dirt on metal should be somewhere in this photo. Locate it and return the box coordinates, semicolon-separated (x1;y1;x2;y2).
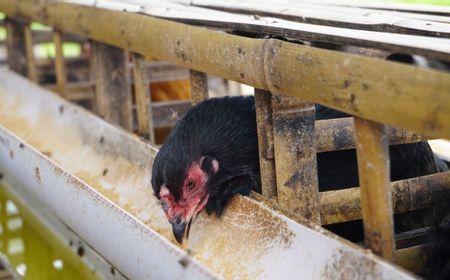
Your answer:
0;71;416;279
0;82;297;278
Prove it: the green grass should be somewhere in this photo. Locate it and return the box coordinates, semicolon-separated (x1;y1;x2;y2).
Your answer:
34;42;82;59
0;27;5;41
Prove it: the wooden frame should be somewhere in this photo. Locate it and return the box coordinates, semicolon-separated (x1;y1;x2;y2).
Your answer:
1;0;449;271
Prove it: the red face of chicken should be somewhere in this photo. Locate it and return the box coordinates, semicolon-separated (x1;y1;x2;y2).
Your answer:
158;157;219;244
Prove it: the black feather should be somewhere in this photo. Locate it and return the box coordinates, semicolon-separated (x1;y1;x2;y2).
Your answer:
151;96;260;209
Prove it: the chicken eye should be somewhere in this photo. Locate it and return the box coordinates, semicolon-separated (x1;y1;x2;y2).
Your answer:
187;179;195;190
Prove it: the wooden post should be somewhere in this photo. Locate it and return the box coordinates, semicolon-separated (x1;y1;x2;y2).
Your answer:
5;18;27;76
254;89;277;199
354;117;395;261
24;24;38;82
272;96;320;223
52;30;67;96
189;70;208;104
91;41;132;131
132;53;155;143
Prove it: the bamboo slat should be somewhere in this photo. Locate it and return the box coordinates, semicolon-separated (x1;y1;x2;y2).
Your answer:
52;30;66;96
189;70;209;104
91;41;132;131
132;53;155;143
320;171;450;225
315;118;425;153
1;2;449;138
254;89;277;198
5;18;27;75
24;24;37;82
354;118;394;260
177;0;450;37
272;96;320;222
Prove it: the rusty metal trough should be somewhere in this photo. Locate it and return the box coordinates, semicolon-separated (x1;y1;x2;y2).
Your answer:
0;68;417;279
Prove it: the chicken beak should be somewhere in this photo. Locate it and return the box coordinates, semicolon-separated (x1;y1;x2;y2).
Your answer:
172;219;192;245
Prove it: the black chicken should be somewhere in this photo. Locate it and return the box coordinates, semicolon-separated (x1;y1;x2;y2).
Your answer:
151;95;447;247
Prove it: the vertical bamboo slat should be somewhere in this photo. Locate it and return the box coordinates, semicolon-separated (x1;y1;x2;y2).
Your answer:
132;53;155;143
354;117;395;261
91;41;132;131
23;24;37;82
5;18;27;76
189;70;209;104
254;89;277;199
272;96;320;223
52;30;66;97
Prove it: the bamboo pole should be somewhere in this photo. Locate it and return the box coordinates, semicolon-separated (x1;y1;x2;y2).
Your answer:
132;53;155;143
395;244;431;273
320;171;450;225
315;118;426;153
354;118;395;260
24;23;37;82
52;30;66;96
272;96;320;222
1;1;449;138
91;41;132;131
254;89;277;199
189;70;209;104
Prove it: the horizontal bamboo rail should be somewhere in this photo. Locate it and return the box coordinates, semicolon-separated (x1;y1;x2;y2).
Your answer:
315;118;426;152
395;244;431;273
320;171;450;225
1;1;449;139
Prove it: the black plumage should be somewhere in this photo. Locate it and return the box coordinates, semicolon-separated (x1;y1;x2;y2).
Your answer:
152;96;260;217
151;95;448;259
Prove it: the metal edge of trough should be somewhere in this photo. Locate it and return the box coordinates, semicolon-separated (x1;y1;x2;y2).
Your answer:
0;173;129;280
0;68;417;279
0;68;219;280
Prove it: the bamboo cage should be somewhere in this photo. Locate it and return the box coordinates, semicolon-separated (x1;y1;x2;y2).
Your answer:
0;0;449;279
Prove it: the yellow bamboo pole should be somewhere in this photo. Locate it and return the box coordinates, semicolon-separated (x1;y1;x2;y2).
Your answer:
272;96;320;222
0;1;448;138
254;89;277;199
354;118;395;260
189;70;209;104
52;30;66;96
132;53;155;143
24;24;38;82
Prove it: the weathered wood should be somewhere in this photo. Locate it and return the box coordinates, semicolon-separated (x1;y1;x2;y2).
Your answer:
146;61;190;83
272;96;320;222
263;40;450;139
137;1;450;59
151;100;191;129
354;118;394;260
1;2;449;138
91;41;132;131
320;171;450;225
189;69;209;104
32;29;86;44
52;30;66;96
43;82;94;101
23;23;37;82
395;244;431;273
312;0;450;17
5;18;27;75
315;118;426;153
254;89;276;198
132;53;155;143
179;0;450;37
395;227;430;250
